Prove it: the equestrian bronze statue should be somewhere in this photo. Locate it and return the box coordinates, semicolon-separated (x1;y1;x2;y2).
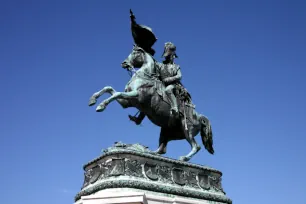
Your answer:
88;10;214;162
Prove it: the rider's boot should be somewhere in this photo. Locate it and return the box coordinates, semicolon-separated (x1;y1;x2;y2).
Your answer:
129;111;147;125
166;92;179;126
129;115;142;125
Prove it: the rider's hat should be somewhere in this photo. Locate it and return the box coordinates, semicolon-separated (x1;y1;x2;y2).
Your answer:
162;42;178;58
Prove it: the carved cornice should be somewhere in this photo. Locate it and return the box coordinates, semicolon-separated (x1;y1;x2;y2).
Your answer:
83;143;221;174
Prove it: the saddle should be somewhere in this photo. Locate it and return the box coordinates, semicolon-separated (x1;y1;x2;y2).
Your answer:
155;81;196;124
176;85;196;123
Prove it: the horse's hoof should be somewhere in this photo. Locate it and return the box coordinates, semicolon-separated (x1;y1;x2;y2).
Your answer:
89;98;96;106
150;151;158;155
179;156;190;162
154;149;166;155
96;104;106;112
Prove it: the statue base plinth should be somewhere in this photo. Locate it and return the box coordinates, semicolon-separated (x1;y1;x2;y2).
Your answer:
75;143;232;204
75;188;228;204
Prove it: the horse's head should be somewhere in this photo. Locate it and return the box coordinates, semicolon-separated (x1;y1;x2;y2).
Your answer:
121;45;146;70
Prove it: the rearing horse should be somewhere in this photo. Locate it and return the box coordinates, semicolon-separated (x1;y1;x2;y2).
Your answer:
89;45;214;162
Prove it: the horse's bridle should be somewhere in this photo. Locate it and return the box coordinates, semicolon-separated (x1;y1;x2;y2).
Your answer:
126;47;159;81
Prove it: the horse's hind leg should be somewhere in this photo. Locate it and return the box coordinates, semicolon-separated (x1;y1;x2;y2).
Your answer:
179;121;201;162
154;127;169;155
179;133;201;161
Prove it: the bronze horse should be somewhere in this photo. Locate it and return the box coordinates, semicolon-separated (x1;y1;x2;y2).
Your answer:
89;45;214;161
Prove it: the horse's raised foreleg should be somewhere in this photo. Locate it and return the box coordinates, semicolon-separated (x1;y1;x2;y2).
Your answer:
96;90;138;112
89;86;115;106
89;86;130;109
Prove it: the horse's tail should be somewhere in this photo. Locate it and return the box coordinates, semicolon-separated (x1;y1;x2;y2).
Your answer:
200;115;214;154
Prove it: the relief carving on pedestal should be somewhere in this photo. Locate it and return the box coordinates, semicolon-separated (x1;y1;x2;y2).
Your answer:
209;176;224;192
198;173;210;190
82;169;92;189
89;164;102;184
78;152;231;204
125;159;143;177
159;165;173;183
109;158;125;176
185;171;198;188
172;167;186;186
144;162;159;181
81;156;225;194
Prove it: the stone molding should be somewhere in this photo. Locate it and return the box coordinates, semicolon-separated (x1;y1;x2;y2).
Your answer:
76;188;228;204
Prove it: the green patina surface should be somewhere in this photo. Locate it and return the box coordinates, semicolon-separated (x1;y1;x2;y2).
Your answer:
88;10;214;163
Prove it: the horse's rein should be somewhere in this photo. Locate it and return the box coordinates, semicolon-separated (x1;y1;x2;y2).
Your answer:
126;63;159;82
127;67;137;77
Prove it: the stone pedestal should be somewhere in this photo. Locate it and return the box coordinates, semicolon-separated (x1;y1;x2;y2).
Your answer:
75;143;232;204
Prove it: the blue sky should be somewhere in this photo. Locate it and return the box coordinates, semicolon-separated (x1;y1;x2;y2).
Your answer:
1;1;306;203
